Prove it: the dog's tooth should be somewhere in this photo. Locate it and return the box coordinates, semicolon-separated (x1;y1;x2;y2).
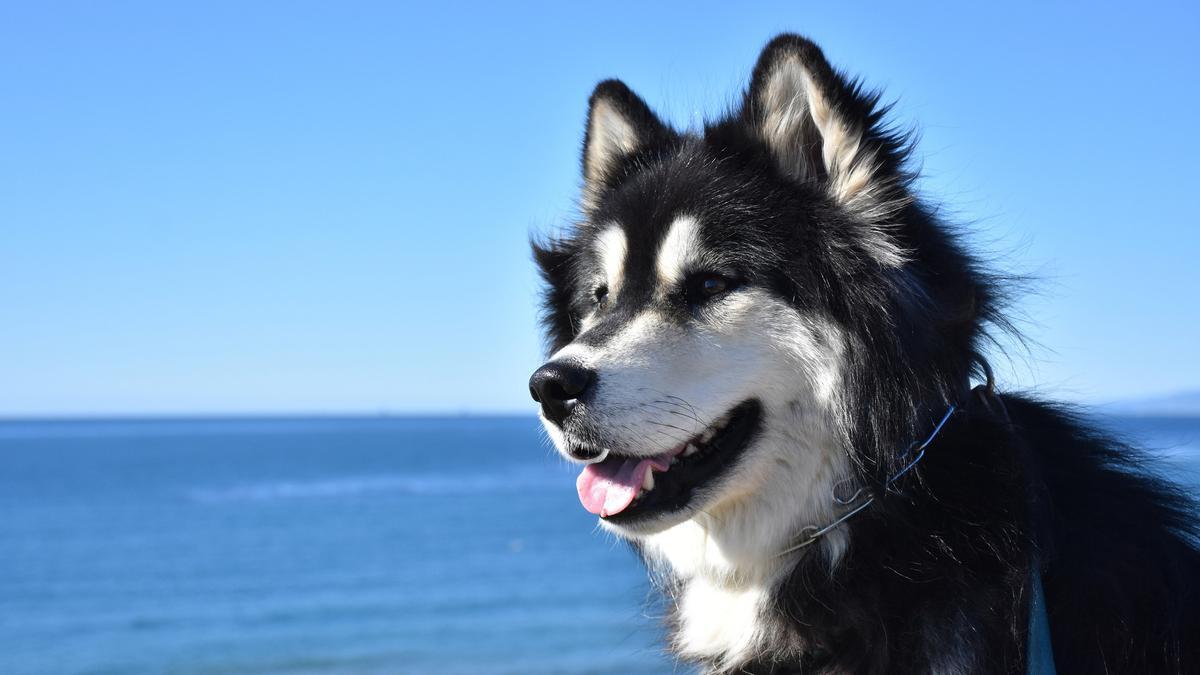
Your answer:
642;470;655;491
683;443;699;457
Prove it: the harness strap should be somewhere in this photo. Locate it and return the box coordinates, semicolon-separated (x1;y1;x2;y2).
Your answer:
971;378;1057;674
1027;561;1057;674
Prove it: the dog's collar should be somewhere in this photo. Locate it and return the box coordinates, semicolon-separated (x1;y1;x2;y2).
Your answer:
776;402;959;557
774;386;1058;672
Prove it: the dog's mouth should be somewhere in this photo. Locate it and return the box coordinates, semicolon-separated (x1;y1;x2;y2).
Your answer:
574;399;762;524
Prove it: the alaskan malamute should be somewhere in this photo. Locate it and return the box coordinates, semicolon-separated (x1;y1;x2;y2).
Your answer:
529;34;1199;674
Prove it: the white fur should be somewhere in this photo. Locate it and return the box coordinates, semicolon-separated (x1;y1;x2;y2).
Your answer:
543;279;853;671
636;295;850;670
596;224;627;298
576;224;628;335
655;215;701;287
674;576;770;666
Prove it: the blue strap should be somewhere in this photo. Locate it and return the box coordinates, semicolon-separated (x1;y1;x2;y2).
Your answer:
1026;563;1057;674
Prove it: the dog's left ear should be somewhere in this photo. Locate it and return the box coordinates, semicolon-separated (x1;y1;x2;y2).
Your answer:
745;35;903;222
581;79;675;211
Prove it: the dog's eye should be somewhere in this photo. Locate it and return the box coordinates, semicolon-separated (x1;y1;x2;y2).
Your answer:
592;284;609;307
686;273;737;306
701;276;728;295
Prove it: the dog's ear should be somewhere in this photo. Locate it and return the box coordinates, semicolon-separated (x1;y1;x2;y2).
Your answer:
745;35;905;223
582;80;673;211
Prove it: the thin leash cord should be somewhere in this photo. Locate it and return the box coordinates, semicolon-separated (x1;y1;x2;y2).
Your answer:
776;403;959;557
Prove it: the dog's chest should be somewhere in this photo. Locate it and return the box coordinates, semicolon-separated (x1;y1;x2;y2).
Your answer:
673;576;772;667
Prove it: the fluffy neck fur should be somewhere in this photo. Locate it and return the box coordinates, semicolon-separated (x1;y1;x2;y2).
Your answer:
635;399;855;672
636;392;1200;675
639;396;1032;674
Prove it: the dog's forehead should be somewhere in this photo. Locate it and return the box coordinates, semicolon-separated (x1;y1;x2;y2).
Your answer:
586;215;702;300
582;154;744;291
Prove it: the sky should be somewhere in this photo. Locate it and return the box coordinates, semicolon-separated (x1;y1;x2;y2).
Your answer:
1;2;1197;416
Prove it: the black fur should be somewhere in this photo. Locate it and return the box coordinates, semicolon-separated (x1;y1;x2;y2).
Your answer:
532;34;1200;673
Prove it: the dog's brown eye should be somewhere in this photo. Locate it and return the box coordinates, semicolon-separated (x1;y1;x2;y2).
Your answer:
686;273;737;307
592;284;609;306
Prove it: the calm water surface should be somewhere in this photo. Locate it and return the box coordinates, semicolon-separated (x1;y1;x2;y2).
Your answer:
1;415;1197;674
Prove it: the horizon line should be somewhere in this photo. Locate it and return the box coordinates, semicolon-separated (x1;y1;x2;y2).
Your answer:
0;410;540;424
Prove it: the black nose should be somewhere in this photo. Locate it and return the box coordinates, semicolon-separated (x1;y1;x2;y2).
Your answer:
528;361;594;426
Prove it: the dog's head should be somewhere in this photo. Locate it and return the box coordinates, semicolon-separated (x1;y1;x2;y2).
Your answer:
531;35;996;559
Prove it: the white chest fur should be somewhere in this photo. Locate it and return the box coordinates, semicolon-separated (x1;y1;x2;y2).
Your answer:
640;518;784;670
674;576;770;666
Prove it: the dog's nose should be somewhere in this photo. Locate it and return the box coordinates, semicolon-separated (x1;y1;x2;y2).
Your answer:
528;361;594;426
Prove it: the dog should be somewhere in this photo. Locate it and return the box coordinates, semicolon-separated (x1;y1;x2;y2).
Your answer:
528;34;1200;674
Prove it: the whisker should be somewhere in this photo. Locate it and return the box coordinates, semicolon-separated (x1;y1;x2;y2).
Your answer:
640;388;706;424
644;401;702;426
650;400;704;425
647;420;692;437
664;394;705;422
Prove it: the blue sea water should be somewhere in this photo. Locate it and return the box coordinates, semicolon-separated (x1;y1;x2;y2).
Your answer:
1;415;1197;674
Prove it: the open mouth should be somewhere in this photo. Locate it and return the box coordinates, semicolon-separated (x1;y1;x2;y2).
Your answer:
574;399;762;524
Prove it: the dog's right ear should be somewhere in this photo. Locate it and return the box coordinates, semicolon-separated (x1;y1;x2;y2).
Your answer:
581;80;673;211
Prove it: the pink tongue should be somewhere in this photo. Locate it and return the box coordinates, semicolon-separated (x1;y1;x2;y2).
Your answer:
576;454;672;517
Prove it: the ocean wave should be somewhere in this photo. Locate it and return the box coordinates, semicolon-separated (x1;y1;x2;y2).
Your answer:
189;470;560;502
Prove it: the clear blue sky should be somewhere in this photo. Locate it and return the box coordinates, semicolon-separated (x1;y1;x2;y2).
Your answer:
1;2;1197;416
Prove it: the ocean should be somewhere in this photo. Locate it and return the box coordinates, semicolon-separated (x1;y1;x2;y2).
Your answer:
1;415;1197;674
